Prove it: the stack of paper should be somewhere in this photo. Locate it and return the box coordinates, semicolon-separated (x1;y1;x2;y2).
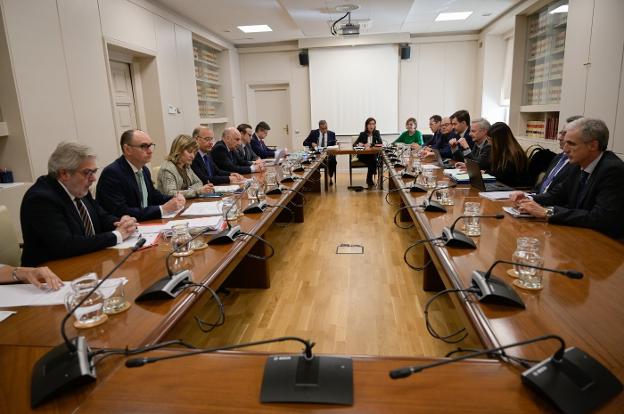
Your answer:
181;201;223;216
213;185;241;193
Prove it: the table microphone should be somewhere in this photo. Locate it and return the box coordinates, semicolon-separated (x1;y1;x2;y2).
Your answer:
389;334;622;414
470;259;583;308
441;213;504;249
422;184;457;212
136;223;222;302
208;194;242;245
31;237;146;408
125;335;355;405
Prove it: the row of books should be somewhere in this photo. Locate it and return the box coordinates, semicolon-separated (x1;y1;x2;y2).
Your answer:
525;115;559;140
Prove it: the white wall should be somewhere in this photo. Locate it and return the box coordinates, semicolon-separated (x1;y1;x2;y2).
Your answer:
0;0;239;181
399;38;478;134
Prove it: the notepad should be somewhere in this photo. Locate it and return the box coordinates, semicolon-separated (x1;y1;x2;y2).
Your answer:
180;201;223;216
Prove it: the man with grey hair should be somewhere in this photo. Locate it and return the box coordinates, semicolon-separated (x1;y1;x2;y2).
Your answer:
453;118;492;169
211;127;265;174
513;118;624;239
20;142;137;266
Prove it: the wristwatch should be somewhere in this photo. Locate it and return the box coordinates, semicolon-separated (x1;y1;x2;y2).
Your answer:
545;207;555;218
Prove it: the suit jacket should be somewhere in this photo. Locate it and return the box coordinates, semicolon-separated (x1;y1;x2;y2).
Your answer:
458;140;491;170
191;151;230;185
211;140;252;174
20;176;118;266
533;153;576;194
250;134;275;159
303;129;336;147
96;156;171;222
428;132;453;159
533;151;624;239
354;130;382;146
156;160;205;198
237;143;259;163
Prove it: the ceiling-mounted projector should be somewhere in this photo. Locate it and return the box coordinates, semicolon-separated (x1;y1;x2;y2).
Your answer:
331;5;361;37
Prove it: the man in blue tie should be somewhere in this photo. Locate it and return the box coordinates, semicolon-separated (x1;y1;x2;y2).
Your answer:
533;115;583;194
512;118;624;239
250;121;277;159
191;126;243;185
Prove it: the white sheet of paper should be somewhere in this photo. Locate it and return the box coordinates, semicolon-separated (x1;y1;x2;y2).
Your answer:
167;216;223;230
213;185;240;193
109;232;160;250
0;311;17;322
180;202;223;216
161;208;182;219
479;191;516;201
0;277;127;308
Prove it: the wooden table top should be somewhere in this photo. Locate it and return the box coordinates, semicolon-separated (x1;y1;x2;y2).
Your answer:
0;157;324;350
384;154;624;382
75;349;551;414
327;147;383;155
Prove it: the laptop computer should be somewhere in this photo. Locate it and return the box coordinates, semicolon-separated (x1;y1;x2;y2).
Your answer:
465;158;514;192
431;149;455;169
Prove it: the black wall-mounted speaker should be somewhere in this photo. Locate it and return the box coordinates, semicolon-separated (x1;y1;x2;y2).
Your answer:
299;51;309;66
400;44;411;60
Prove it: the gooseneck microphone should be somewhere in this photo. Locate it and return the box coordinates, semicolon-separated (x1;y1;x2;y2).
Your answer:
31;237;146;407
441;213;504;249
390;334;566;379
135;222;221;302
422;184;457;212
470;259;583;308
390;334;622;414
209;193;242;245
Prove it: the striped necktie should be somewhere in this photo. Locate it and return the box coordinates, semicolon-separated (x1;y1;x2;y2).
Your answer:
74;198;95;237
135;170;148;208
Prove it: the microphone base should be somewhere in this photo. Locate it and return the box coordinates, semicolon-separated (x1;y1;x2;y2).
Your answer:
208;225;241;245
470;271;525;308
441;227;477;249
266;186;283;195
522;347;622;414
280;177;295;183
401;172;416;179
243;200;268;214
31;336;96;408
410;184;428;193
135;270;192;302
260;355;353;405
394;163;406;169
389;157;401;163
423;200;447;213
292;167;305;172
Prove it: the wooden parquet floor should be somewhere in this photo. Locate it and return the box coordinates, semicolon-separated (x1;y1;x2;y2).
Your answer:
166;172;480;357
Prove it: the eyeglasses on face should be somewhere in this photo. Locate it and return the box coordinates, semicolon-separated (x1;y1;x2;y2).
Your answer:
127;143;156;151
197;136;214;142
441;123;451;127
76;168;98;178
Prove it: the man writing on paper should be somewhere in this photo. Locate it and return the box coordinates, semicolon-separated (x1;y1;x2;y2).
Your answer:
21;142;137;266
512;118;624;239
303;120;337;184
97;130;185;222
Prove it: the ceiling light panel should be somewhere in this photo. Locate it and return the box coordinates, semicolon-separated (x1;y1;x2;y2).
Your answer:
237;24;273;33
435;11;473;22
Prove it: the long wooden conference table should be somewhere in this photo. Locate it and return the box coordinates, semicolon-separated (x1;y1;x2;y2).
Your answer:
0;151;622;412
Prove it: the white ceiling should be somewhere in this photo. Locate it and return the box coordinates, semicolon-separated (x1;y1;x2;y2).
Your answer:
153;0;522;45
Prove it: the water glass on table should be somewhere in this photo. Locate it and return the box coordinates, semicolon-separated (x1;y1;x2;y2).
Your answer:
64;273;107;329
462;198;482;236
437;181;454;206
423;166;437;188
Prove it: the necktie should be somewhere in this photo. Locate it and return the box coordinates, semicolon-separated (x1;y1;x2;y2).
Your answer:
135;170;148;208
203;154;213;176
75;198;95;237
539;155;568;194
575;171;590;208
321;133;326;147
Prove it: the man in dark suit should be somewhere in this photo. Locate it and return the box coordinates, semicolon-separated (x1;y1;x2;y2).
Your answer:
20;142;137;266
303;120;337;184
453;118;492;170
212;127;265;174
237;123;264;165
513;118;624;239
425;116;454;159
533;115;583;194
191;126;243;185
97;129;185;222
448;109;474;157
250;121;276;159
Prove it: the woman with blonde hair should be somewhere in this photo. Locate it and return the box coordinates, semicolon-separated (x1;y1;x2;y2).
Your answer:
157;134;214;198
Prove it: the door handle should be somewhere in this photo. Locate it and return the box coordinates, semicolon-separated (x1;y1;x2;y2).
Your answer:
283;125;289;134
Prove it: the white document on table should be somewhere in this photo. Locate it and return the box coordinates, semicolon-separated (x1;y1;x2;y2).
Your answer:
0;277;127;308
479;191;517;201
180;201;223;216
109;232;160;250
0;311;17;322
213;185;240;193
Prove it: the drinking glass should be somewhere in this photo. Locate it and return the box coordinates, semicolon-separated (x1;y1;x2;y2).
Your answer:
246;182;259;202
437;180;454;205
511;237;541;278
463;199;482;236
514;251;544;290
423;166;437;188
265;171;278;187
64;273;107;328
222;197;238;220
171;223;193;257
102;278;130;315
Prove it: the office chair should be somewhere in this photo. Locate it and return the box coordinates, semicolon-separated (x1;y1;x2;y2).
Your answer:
0;205;21;266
